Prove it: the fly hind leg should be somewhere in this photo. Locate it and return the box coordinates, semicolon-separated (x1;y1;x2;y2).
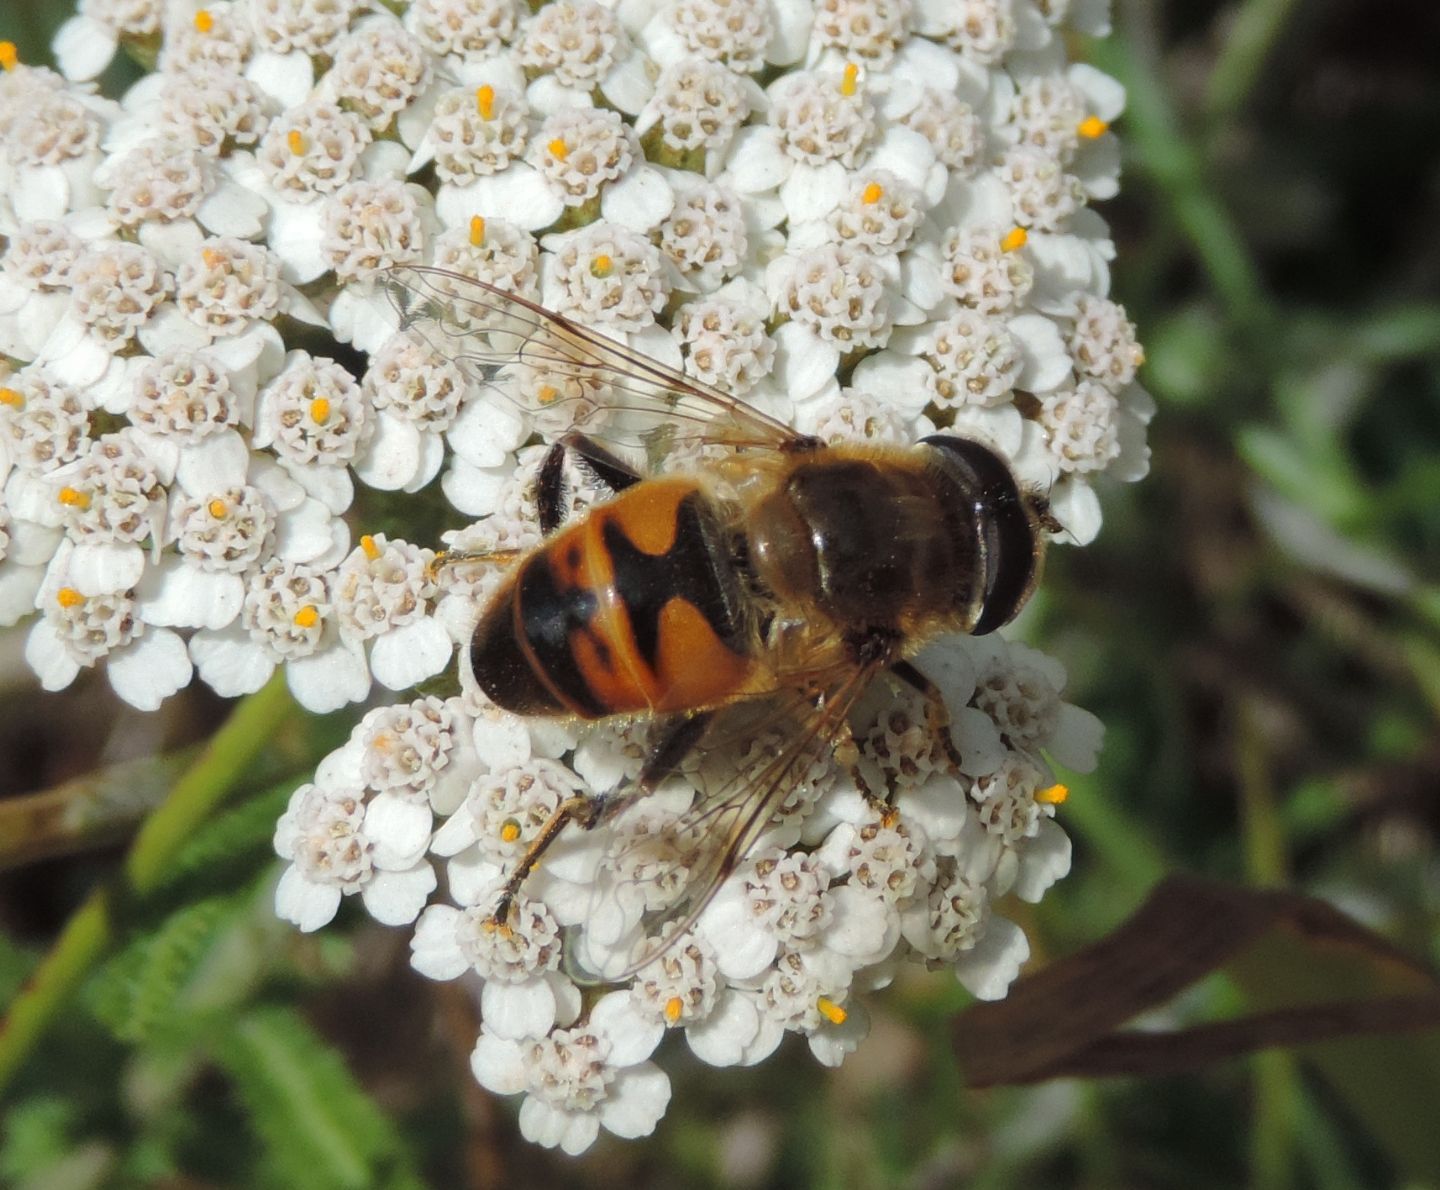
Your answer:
488;712;713;928
537;432;644;535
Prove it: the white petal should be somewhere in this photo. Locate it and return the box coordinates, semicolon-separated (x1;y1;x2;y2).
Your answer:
108;629;193;710
352;411;422;491
439;168;565;233
471;1032;528;1095
954;916;1029;1001
481;979;557;1039
190;627;275;697
590;991;664;1067
52;14;118;81
65;542;145;597
600;165;675;232
448;399;526;467
24;619;82;692
366;792;433;866
779;161;847;225
275;865;343;932
360;861;437;925
1012;818;1072;902
771;321;840;406
1047;477;1102;546
286;641;372;712
1010;312;1072;393
685;988;759;1067
722;127;792;193
409;904;470;980
369;618;453;690
246;50;315;107
598;1064;671;1139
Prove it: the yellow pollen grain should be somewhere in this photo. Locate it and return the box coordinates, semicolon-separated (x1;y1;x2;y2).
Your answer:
207;498;228;519
287;129;306;156
536;384;558;405
202;247;223;269
860;181;883;205
816;997;847;1025
840;62;860;96
58;486;90;510
664;997;684;1024
1000;225;1028;252
547;137;569;160
1077;115;1109;139
0;387;23;408
1036;782;1069;805
469;214;486;246
475;84;495;120
308;396;331;424
293;604;320;629
0;42;18;71
499;819;522;843
360;533;381;560
590;253;613;278
193;9;215;32
56;587;85;609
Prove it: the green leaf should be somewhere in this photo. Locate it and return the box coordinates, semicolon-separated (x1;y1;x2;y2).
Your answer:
0;1097;78;1183
88;892;250;1044
167;779;298;887
212;1005;418;1190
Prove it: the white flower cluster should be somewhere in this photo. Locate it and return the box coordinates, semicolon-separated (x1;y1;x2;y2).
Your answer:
275;632;1095;1153
0;0;1145;1154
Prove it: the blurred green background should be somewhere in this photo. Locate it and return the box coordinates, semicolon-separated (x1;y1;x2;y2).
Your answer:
3;0;1440;1185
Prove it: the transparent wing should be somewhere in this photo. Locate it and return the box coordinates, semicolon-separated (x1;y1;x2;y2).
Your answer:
381;265;804;461
571;659;884;981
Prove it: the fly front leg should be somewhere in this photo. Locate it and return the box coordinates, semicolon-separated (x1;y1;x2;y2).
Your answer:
537;431;644;535
890;659;967;776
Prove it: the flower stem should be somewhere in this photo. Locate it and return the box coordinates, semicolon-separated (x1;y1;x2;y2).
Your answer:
1203;0;1304;125
0;675;297;1096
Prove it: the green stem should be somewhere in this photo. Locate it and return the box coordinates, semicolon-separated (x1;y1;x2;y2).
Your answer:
1204;0;1304;125
1090;9;1273;334
0;675;297;1097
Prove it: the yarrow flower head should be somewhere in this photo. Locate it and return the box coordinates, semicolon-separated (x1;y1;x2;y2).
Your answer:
5;0;1146;1155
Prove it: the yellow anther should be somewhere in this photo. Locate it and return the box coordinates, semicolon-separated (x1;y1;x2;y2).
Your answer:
202;247;224;269
499;819;522;844
207;498;228;519
58;486;90;510
308;396;331;424
360;533;381;560
1036;782;1069;805
536;384;559;406
816;997;848;1025
840;62;860;97
0;41;18;71
193;9;215;32
469;214;487;246
860;181;883;205
1077;115;1109;139
590;254;613;278
287;128;306;156
1000;225;1028;252
664;997;684;1024
56;587;85;609
475;84;495;120
0;387;23;408
547;137;569;160
293;604;320;629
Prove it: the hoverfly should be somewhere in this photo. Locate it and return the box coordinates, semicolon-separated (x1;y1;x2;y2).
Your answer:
382;265;1051;976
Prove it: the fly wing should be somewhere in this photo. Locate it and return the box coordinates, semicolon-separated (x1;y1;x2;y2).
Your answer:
570;660;885;982
381;265;805;464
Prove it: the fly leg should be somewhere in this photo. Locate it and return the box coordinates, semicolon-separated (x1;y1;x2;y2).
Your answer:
488;711;713;928
537;432;644;535
890;660;968;776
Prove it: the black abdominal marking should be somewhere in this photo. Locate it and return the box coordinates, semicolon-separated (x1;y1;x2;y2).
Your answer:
601;493;745;672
